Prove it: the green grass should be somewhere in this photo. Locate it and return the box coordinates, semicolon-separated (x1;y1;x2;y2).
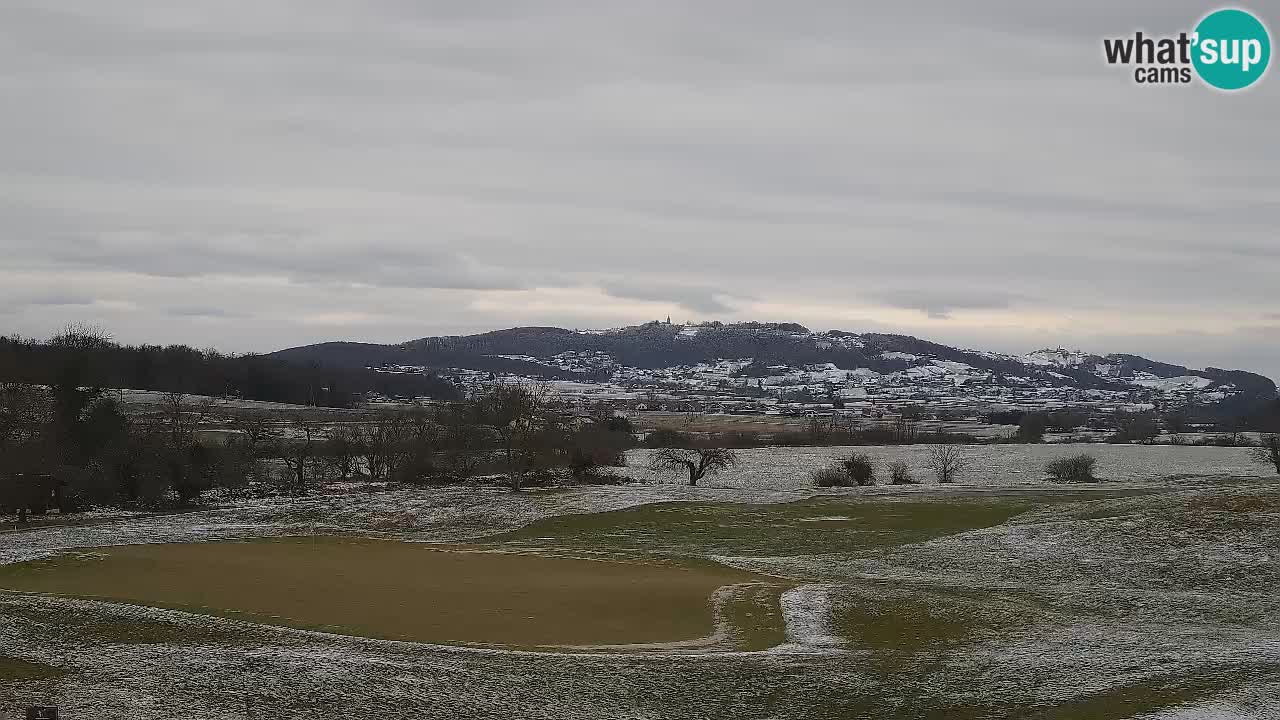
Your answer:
718;582;790;651
0;656;67;681
828;582;1035;690
836;595;979;652
488;496;1053;560
1021;664;1279;719
0;596;249;646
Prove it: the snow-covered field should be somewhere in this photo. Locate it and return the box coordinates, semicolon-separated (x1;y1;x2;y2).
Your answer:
624;443;1273;488
2;445;1278;719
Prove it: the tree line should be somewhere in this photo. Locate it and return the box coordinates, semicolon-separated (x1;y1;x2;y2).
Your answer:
0;325;458;409
1;358;636;520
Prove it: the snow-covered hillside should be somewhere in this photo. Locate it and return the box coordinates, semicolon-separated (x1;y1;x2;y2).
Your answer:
272;321;1276;414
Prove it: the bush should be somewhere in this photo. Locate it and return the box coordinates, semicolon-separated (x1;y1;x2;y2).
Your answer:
1252;434;1280;475
841;453;877;486
887;461;916;485
1045;454;1099;483
644;428;693;448
812;467;849;487
1017;413;1048;443
568;467;631;485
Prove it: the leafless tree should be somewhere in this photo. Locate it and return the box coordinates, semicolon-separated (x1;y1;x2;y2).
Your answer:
649;447;737;486
48;322;113;351
160;391;216;448
1163;409;1190;435
227;414;273;485
925;444;967;484
356;413;406;482
0;384;50;451
894;406;923;443
480;381;554;490
392;403;444;484
322;425;360;481
435;402;488;481
0;384;55;522
1253;434;1280;475
275;417;322;496
1224;417;1253;448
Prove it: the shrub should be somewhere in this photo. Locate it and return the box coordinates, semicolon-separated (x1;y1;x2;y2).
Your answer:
887;461;916;485
1252;434;1280;475
1017;413;1048;443
644;428;693;448
812;467;849;488
841;453;877;486
1045;454;1099;483
569;467;630;485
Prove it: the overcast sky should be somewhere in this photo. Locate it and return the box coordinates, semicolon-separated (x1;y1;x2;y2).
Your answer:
2;1;1277;379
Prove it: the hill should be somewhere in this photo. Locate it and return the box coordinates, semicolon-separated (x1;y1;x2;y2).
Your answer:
270;321;1278;416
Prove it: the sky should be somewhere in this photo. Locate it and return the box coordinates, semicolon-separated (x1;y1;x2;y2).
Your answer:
2;1;1278;380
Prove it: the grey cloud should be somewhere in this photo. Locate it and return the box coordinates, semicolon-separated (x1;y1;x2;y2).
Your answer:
22;230;536;292
601;281;736;315
873;290;1027;320
165;305;244;318
1;1;1277;379
18;293;96;307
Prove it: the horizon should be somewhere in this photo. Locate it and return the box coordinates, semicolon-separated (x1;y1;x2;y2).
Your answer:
2;2;1277;380
9;316;1277;384
4;6;1280;716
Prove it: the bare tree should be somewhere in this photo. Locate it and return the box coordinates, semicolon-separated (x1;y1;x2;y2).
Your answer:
275;417;322;496
48;322;113;351
228;414;273;486
435;402;487;481
1112;412;1160;444
925;444;967;484
1162;408;1190;435
480;381;553;490
0;384;55;522
649;447;737;486
395;404;442;484
894;406;923;443
1223;417;1251;448
356;413;406;482
160;391;215;447
322;425;360;481
1253;434;1280;475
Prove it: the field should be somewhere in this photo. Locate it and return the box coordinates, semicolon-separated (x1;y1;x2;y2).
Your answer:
631;411;1013;438
0;538;766;648
2;444;1278;719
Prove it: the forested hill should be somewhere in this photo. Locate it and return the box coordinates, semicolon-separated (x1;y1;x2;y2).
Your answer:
0;334;458;408
269;322;1278;416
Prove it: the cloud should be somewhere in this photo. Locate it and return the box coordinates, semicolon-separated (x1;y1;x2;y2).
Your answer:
600;281;737;315
165;305;244;318
18;293;96;307
872;290;1027;320
1;1;1277;381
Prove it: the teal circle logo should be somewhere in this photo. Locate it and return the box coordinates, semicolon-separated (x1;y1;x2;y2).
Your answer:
1192;8;1271;90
